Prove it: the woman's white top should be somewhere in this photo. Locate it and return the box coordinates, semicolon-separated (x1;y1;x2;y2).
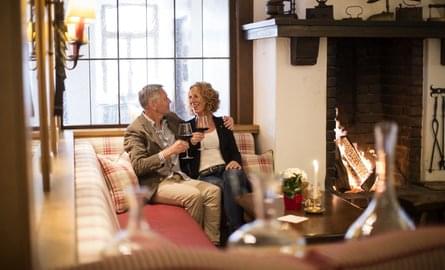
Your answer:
199;129;225;172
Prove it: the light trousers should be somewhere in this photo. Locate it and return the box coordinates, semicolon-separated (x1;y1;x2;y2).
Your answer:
152;177;221;244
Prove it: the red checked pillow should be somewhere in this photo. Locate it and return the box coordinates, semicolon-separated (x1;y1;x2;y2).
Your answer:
234;133;255;155
97;152;139;214
241;150;274;176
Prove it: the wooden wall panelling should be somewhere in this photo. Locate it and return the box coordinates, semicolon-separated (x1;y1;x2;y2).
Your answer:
0;0;33;268
231;0;253;124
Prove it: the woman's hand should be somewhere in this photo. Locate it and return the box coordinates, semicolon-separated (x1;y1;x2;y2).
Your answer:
223;116;234;130
226;160;242;170
190;132;205;145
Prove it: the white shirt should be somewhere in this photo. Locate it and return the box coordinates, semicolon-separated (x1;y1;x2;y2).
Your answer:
142;113;187;179
199;129;225;172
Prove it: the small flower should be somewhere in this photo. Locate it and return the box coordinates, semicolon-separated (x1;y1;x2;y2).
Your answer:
281;168;308;199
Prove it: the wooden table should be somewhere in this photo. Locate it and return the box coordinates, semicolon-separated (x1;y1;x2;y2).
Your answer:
285;192;363;244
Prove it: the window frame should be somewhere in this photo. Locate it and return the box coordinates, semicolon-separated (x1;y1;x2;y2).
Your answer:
61;0;253;129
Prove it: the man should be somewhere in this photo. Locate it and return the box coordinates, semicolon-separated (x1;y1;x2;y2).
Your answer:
124;84;231;245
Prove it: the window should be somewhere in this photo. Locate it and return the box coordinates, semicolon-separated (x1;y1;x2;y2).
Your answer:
63;0;230;126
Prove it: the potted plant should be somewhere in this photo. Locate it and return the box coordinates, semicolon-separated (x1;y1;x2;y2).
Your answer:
281;168;308;210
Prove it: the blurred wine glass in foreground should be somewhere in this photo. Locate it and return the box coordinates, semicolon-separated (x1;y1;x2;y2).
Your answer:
102;186;162;257
227;172;306;257
345;122;415;239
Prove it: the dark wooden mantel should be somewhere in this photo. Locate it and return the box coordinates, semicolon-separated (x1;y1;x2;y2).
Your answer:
242;18;445;65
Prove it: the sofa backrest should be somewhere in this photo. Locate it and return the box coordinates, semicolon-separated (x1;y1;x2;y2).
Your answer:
81;137;125;155
74;140;121;263
61;226;445;270
78;133;256;156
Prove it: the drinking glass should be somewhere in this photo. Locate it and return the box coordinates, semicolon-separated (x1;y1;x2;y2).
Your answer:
102;186;162;257
178;122;193;159
345;122;415;240
227;173;306;257
195;115;209;150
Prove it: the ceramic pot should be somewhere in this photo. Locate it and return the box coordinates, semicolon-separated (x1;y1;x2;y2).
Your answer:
283;194;303;210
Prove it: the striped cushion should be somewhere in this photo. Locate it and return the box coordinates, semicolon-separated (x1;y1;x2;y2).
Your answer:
305;226;445;270
97;152;138;214
61;244;314;270
241;150;274;176
234;132;255;155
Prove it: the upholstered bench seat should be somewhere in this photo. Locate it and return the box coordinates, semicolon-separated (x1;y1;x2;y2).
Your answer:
117;204;216;250
74;131;271;263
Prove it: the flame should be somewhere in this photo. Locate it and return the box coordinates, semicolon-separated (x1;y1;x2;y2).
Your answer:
335;110;376;192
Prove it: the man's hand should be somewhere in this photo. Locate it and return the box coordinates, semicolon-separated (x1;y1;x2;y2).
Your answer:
223;116;234;130
161;140;189;158
190;132;204;145
226;160;242;170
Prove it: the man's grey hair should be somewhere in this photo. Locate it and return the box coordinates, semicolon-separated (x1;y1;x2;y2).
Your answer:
138;84;164;109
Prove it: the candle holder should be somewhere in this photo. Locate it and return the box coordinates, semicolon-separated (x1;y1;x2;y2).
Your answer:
304;184;325;214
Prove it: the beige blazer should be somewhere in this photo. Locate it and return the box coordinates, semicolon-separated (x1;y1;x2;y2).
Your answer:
124;112;183;200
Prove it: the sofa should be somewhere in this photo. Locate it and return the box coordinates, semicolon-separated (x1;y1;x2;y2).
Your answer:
74;131;273;263
72;131;445;270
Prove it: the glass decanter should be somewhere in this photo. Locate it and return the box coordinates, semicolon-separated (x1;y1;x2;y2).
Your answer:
345;122;415;239
102;186;161;256
227;173;306;257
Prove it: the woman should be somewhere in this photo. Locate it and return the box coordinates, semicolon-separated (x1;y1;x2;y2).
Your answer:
180;81;251;237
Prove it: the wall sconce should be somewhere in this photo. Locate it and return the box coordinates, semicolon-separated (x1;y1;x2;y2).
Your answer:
64;0;96;69
28;0;95;70
27;2;38;70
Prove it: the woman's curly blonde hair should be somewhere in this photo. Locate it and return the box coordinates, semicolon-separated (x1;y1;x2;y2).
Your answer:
189;81;220;113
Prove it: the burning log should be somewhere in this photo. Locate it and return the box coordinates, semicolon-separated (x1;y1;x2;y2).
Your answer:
336;136;376;192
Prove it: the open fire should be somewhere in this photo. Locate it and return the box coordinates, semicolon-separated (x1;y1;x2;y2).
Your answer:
335;109;377;193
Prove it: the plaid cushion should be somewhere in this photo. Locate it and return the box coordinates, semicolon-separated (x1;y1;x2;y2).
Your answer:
234;133;255;155
97;152;139;214
241;150;274;176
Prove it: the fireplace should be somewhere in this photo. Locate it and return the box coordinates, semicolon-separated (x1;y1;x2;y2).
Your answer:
325;38;424;196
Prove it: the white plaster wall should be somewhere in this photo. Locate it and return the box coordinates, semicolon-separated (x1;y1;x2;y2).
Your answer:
422;39;445;181
274;38;327;177
253;37;277;153
253;1;327;184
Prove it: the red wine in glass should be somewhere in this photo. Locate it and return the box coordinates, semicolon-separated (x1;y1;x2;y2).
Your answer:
195;127;209;133
178;123;193;159
178;134;193;141
195;115;209;151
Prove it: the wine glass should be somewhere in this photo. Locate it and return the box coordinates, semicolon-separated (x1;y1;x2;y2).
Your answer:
227;172;306;257
102;186;162;257
178;122;193;160
195;115;209;150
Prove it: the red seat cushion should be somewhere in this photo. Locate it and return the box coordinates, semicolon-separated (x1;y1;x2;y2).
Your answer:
118;204;216;250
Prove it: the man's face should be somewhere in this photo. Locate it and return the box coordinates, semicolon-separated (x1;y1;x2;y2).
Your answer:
153;90;171;115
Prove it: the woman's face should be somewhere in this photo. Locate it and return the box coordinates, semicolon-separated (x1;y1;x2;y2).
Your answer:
188;87;206;114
